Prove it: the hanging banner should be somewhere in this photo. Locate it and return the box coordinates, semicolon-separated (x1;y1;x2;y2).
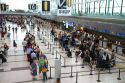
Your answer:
57;0;72;16
31;4;36;10
28;4;31;10
6;5;9;10
42;1;50;11
28;4;36;10
0;4;6;11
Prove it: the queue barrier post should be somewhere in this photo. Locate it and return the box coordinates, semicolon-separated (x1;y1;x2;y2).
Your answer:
75;56;78;63
56;50;58;59
117;69;121;80
60;54;61;59
49;66;52;79
63;58;66;67
70;66;73;77
89;65;93;75
108;67;112;74
97;68;101;82
42;37;44;43
76;72;78;83
48;42;49;49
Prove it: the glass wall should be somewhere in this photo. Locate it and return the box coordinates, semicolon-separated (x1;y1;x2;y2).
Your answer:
72;0;125;16
123;0;125;14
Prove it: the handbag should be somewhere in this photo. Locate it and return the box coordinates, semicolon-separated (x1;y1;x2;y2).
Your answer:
41;67;48;72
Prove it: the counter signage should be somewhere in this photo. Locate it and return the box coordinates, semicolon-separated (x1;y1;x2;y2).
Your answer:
57;0;71;16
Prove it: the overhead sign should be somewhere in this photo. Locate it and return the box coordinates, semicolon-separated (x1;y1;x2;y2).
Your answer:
42;1;50;11
57;0;72;16
28;4;37;10
0;4;6;11
31;4;36;10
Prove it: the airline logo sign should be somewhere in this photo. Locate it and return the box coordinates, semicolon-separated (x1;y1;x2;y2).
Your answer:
0;4;7;11
28;4;36;10
42;1;50;11
57;0;72;16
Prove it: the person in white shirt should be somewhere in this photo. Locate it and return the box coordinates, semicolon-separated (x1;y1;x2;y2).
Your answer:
22;39;27;52
31;51;37;59
102;52;107;61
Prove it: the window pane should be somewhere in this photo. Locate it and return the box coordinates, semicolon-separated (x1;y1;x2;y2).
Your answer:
95;2;99;14
123;0;125;6
122;7;125;14
108;0;113;14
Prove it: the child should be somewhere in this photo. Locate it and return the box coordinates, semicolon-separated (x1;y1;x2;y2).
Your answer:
41;66;48;82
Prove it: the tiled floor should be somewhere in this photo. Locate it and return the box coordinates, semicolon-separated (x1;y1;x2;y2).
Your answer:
0;22;125;83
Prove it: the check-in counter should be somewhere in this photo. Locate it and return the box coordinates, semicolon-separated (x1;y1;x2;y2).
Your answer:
102;39;108;49
116;45;125;55
107;42;112;50
99;40;103;47
112;44;117;53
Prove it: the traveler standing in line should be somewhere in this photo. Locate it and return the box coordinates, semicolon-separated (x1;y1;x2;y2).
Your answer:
41;65;48;82
1;30;5;40
22;38;27;53
13;40;17;52
15;27;17;33
12;27;14;33
3;43;9;57
7;30;11;39
5;26;7;34
110;49;116;66
30;59;38;80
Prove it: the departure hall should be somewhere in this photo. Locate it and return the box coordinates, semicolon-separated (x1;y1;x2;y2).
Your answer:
0;0;125;83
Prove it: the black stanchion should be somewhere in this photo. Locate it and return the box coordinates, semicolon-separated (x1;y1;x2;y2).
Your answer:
70;66;73;77
63;58;66;67
48;42;49;49
75;56;78;63
56;50;58;59
44;39;47;46
117;69;121;80
54;38;55;45
45;31;46;36
52;36;54;42
108;67;112;74
89;65;93;75
60;55;61;59
81;63;84;68
49;66;52;79
76;72;78;83
56;41;58;46
97;69;101;82
42;37;44;43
